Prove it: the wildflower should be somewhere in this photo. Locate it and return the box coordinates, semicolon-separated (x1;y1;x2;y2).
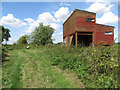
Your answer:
111;57;114;60
94;50;96;52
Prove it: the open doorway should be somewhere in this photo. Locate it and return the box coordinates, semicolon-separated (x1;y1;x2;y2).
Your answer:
70;32;93;47
77;35;92;46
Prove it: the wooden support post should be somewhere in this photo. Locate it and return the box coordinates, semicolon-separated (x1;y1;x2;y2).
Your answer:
69;35;73;47
69;36;70;47
75;32;77;48
92;32;94;48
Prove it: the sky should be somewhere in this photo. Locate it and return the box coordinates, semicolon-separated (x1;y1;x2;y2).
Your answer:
0;0;119;44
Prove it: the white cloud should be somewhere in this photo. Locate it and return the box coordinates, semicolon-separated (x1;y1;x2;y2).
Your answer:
54;7;69;22
9;38;12;41
56;32;63;35
25;21;39;33
6;37;17;44
26;24;38;33
53;32;63;36
24;18;38;33
1;14;27;28
24;18;35;25
86;2;114;14
50;23;61;31
53;35;63;43
24;7;67;43
114;29;119;43
37;12;56;24
118;31;120;42
0;19;2;25
114;35;117;41
60;3;71;6
57;32;63;35
20;34;25;37
25;12;58;33
96;12;118;24
66;11;74;20
86;0;116;2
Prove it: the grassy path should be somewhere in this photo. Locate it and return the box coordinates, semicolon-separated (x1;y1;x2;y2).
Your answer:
2;48;84;88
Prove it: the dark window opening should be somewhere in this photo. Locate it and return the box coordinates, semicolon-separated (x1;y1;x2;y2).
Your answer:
105;32;113;35
77;35;92;46
86;18;95;22
71;34;92;47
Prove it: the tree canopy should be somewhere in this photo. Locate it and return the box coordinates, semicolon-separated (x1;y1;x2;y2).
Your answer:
0;26;11;44
31;23;54;45
17;35;30;45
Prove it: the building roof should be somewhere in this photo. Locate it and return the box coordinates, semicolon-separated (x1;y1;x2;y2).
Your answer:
63;9;115;28
96;23;115;28
63;9;96;25
75;9;96;14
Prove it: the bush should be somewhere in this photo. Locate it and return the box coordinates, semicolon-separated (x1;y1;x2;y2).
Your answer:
45;44;119;88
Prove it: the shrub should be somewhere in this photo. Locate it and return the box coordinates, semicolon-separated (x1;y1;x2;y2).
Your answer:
46;44;119;88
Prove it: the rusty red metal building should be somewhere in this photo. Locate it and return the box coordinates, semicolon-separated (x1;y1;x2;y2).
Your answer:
63;9;114;47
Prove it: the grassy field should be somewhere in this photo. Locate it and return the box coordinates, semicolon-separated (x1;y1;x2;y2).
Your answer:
2;44;119;88
2;45;84;88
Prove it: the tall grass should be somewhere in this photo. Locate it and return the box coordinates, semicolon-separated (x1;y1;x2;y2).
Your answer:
0;44;1;53
2;45;85;88
2;43;119;88
44;44;119;88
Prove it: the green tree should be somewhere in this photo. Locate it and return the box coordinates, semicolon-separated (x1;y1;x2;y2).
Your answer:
17;35;29;45
0;26;2;44
31;23;54;45
0;26;11;62
0;26;11;44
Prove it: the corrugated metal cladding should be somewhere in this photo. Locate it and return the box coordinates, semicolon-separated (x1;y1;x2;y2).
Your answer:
63;9;114;47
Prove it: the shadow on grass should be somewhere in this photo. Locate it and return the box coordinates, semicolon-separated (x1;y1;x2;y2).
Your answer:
2;53;10;62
